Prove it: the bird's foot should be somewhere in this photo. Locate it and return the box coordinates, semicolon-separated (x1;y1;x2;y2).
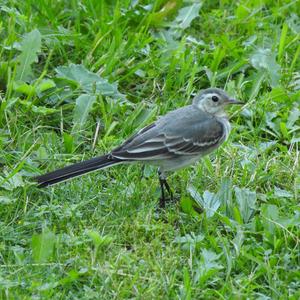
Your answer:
159;197;173;208
159;197;165;209
158;194;180;209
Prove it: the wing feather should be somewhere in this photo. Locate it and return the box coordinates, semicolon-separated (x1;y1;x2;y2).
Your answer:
111;106;226;161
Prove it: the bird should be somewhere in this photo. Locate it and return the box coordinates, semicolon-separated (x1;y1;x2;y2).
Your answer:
35;88;243;207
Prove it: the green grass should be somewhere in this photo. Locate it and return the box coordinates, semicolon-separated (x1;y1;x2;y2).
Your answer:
0;0;300;299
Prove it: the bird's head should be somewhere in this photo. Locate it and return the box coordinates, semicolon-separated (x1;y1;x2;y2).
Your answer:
193;88;243;117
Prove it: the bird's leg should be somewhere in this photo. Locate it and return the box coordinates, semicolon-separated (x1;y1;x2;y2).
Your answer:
162;178;173;200
140;165;145;179
158;170;173;207
159;175;166;208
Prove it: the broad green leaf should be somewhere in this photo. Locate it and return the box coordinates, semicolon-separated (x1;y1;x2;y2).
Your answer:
232;227;245;256
13;81;35;95
201;249;222;270
31;105;57;115
55;64;124;98
188;185;221;218
174;232;204;251
233;206;243;224
234;187;256;223
261;204;279;234
286;107;300;129
250;48;280;88
193;249;222;284
248;70;265;100
174;3;202;29
279;122;289;139
265;112;280;136
218;178;233;217
0;172;24;191
19;100;57;115
278;213;300;228
37;281;59;291
72;94;97;131
274;186;293;198
87;230;115;248
31;227;56;263
180;196;198;216
149;0;182;26
59;270;80;286
180;196;193;214
36;79;56;93
235;4;249;20
15;29;41;81
35;146;48;160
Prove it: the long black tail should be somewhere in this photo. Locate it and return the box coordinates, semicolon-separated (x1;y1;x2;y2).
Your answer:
35;154;120;187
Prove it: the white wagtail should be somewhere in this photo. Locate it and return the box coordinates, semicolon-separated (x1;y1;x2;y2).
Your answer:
35;88;243;207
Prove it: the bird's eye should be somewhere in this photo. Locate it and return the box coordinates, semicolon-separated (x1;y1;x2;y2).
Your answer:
212;95;219;102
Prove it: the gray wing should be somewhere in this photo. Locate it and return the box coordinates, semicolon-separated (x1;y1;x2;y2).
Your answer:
111;105;225;161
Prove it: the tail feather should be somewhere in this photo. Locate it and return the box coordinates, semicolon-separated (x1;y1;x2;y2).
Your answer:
35;154;119;187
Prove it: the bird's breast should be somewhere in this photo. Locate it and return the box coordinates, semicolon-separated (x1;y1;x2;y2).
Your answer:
219;117;231;141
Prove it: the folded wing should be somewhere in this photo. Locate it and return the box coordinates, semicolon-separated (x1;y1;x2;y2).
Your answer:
111;106;225;160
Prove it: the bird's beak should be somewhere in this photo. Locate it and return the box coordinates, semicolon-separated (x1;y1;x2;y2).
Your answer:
227;98;243;105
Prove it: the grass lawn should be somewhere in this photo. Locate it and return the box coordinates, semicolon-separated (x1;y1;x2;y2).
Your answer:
0;0;299;299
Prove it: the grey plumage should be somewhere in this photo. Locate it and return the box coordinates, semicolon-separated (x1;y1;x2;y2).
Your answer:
35;88;242;205
112;106;227;171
